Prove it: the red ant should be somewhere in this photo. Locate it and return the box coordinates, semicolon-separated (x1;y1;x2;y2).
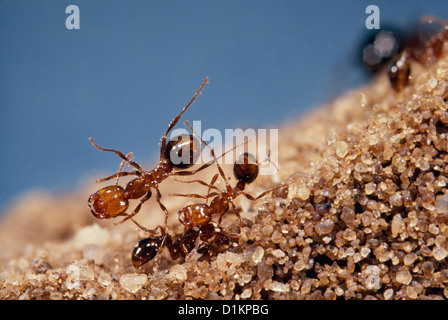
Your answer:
173;121;286;232
87;78;213;231
131;222;237;279
388;16;448;91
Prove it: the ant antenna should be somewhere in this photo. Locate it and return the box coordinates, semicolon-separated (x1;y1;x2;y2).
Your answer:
258;149;280;173
420;16;448;28
160;77;209;159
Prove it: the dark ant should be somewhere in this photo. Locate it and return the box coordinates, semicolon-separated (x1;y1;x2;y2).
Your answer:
361;16;448;91
87;78;213;231
131;222;237;278
389;16;448;91
173;121;286;232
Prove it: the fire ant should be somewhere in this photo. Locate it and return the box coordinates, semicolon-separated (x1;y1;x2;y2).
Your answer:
87;78;213;231
173;121;286;232
129;140;286;281
361;16;448;91
389;16;448;91
131;222;237;276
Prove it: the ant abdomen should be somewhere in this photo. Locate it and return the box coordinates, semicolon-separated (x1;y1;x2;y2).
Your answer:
88;185;129;219
233;152;259;184
131;236;164;268
164;134;201;169
178;204;211;227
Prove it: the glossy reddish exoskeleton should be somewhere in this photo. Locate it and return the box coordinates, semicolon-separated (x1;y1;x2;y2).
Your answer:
131;222;235;274
88;78;212;231
173;122;286;231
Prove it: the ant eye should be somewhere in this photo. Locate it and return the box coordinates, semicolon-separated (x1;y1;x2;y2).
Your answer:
164;134;201;169
233;152;259;184
88;185;129;219
131;237;163;268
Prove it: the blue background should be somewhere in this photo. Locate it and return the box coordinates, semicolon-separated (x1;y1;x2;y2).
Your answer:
1;0;447;213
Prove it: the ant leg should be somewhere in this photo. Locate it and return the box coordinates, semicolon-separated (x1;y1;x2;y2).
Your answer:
204;173;220;205
219;228;240;239
89;137;145;172
420;15;448;26
96;170;141;183
183;238;200;272
155;188;170;228
114;190;152;225
183;121;232;191
227;203;243;233
159;77;209;160
216;207;242;236
129;218;159;235
146;234;168;285
172;132;246;177
243;183;289;201
171;174;220;200
172;173;220;191
258;149;280;173
170;192;219;199
115;152;133;185
171;161;213;176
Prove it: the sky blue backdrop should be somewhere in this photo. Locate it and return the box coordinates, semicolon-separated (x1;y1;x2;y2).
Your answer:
1;0;448;213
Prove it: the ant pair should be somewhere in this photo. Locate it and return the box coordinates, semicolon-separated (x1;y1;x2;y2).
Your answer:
87;77;288;279
88;78;211;232
173;121;279;232
130;129;287;274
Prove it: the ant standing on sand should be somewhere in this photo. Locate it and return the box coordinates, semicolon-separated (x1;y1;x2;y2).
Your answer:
87;78;212;232
173;121;284;233
130;126;289;278
131;222;235;274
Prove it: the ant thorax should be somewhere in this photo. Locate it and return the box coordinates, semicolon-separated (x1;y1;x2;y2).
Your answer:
87;78;209;229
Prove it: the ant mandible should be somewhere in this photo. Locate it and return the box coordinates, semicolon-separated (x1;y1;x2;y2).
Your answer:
173;121;285;232
87;78;213;231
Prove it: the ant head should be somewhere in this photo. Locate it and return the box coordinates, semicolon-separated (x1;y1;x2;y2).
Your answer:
164;134;201;169
131;236;165;268
233;152;259;184
88;185;129;219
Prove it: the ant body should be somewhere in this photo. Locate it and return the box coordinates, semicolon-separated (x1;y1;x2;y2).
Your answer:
361;16;448;91
131;222;236;275
88;78;212;230
388;16;448;91
130;125;286;275
173;121;285;232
